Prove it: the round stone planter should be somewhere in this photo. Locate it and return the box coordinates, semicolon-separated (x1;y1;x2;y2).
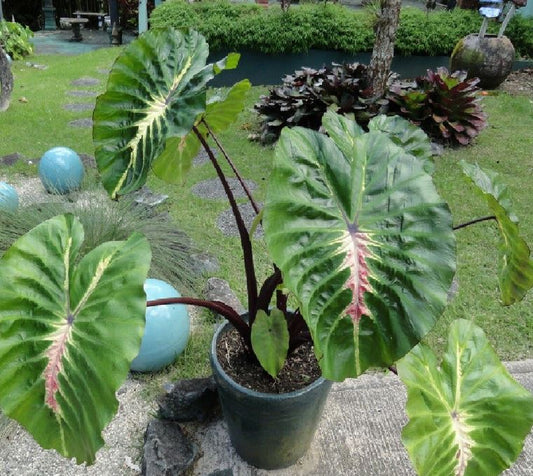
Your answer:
210;320;332;470
450;34;515;89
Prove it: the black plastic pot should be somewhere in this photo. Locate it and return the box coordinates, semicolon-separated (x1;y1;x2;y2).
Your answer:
210;320;333;470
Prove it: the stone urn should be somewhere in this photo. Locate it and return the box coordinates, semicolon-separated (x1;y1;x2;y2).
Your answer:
450;34;515;89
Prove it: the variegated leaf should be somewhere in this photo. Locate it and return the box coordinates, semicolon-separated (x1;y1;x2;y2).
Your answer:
461;161;533;304
94;28;213;198
0;214;151;463
398;319;533;476
264;111;456;380
152;79;251;183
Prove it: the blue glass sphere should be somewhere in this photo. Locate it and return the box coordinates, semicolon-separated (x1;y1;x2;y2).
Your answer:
131;278;190;372
39;147;85;194
0;182;19;213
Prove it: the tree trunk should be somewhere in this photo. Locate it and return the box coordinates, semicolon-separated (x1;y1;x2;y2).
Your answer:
368;0;402;98
0;47;14;112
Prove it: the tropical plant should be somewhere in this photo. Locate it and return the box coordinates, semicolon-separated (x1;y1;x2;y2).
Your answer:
254;62;382;144
0;28;532;475
0;20;33;60
387;67;487;146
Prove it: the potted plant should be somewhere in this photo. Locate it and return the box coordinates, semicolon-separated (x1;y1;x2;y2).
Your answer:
450;0;528;88
0;28;532;474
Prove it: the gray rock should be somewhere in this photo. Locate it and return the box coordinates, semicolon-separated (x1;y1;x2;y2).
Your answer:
0;153;22;166
63;103;94;111
158;377;219;422
447;275;459;302
216;202;263;238
431;142;444;156
190;252;220;275
193;149;217;167
207;470;234;476
142;419;197;476
24;62;48;70
132;186;169;207
204;277;244;315
71;77;100;87
79;153;96;169
0;47;14;112
68;118;93;128
67;90;98;97
191;177;256;200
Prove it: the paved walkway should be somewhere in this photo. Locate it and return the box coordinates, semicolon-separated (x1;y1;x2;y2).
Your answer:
0;361;532;475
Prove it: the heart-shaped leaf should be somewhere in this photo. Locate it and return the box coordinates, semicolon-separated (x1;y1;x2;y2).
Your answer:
152;79;251;183
368;115;434;174
93;28;222;198
251;308;289;379
0;214;151;463
398;319;533;476
461;161;533;304
264;111;456;380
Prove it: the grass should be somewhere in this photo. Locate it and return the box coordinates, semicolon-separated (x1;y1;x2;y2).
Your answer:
0;47;532;397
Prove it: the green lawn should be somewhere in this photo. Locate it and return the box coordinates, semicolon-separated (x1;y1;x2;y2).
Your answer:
1;47;531;388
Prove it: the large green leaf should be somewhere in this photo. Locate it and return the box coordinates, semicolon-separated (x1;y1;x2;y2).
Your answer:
152;79;251;183
264;111;456;380
398;319;533;476
461;161;533;305
0;214;151;463
93;28;216;198
368;115;434;175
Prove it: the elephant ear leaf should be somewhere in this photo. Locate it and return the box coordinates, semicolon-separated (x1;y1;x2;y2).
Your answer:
264;111;456;381
0;214;151;464
152;78;251;184
461;161;533;304
93;28;214;198
398;319;533;476
368;115;434;174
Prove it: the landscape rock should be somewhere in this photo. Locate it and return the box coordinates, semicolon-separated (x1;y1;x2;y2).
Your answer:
204;277;245;315
142;419;197;476
0;153;23;166
190;251;220;275
71;76;100;87
216;202;263;238
191;177;256;200
69;118;93;128
158;376;220;422
132;185;169;207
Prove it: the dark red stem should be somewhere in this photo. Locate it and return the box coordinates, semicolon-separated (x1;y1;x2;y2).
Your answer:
201;118;261;215
146;297;249;337
192;125;258;323
453;215;496;231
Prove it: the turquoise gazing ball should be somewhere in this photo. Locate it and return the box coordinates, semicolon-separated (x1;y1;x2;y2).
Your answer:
39;147;85;194
131;278;190;372
0;182;19;213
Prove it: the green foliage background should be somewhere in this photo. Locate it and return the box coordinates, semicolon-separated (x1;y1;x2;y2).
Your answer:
149;1;533;58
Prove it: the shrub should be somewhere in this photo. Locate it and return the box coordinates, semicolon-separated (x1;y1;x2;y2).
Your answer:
150;1;374;54
0;20;33;60
256;64;487;146
506;14;533;59
150;1;531;57
254;62;385;144
387;67;487;146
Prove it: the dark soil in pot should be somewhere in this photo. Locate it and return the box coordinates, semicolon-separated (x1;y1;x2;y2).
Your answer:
216;328;322;394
